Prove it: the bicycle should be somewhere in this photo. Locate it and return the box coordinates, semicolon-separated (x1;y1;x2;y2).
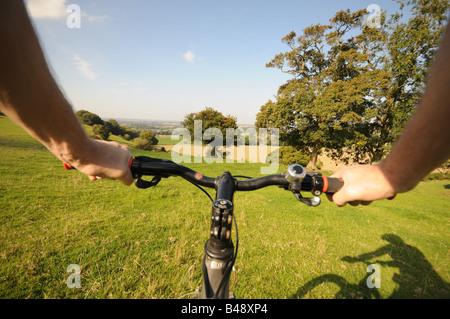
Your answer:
64;155;343;299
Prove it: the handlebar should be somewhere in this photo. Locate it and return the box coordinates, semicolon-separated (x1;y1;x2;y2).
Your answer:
63;155;344;206
129;156;343;206
131;156;342;191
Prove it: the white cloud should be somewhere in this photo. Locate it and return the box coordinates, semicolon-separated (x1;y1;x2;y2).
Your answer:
182;50;196;63
26;0;67;19
73;54;97;80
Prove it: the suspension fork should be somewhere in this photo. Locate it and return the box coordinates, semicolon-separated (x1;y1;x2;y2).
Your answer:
200;171;236;299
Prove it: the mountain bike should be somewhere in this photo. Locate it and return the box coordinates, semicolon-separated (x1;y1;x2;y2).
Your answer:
65;155;343;299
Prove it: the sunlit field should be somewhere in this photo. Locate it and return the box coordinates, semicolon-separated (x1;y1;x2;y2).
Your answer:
1;116;449;299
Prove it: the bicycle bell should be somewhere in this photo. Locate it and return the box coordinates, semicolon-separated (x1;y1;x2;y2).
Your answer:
286;164;306;184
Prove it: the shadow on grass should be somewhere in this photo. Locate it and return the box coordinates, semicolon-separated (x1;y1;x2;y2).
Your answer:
444;184;450;189
291;234;450;299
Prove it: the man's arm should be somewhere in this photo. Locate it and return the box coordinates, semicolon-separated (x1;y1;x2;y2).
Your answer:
0;0;133;185
328;24;450;207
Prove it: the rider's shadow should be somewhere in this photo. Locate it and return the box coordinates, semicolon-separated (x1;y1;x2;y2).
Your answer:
291;234;450;299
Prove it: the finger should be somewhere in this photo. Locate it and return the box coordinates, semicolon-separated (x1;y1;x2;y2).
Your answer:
326;193;333;202
119;144;130;151
333;196;348;207
121;161;134;186
121;176;134;186
329;170;343;179
89;175;103;181
349;200;361;206
328;185;349;207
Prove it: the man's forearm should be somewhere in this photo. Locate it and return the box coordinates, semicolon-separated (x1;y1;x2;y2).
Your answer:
0;0;90;164
380;25;450;193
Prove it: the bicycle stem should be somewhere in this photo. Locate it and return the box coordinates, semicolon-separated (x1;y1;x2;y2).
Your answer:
201;172;237;299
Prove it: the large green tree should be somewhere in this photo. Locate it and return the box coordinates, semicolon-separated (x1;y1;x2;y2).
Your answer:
256;0;449;169
181;107;238;145
75;109;104;126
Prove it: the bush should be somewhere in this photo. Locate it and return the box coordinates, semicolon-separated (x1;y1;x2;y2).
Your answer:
423;172;449;181
91;124;110;140
268;146;309;166
140;130;159;145
133;137;155;151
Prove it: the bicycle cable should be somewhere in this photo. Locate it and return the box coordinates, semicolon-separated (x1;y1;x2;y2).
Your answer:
209;213;239;299
184;178;214;203
182;176;239;298
186;175;251;201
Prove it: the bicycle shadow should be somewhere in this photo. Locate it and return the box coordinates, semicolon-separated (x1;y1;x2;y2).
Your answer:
291;234;450;299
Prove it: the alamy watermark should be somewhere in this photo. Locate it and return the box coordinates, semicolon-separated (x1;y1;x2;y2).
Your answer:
66;4;81;29
66;264;81;288
171;120;279;174
366;4;382;29
367;264;381;288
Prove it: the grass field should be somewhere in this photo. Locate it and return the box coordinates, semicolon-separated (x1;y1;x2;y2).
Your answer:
0;115;449;299
156;135;181;145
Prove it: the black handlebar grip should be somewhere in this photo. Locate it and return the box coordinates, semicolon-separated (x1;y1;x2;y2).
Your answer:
323;177;344;194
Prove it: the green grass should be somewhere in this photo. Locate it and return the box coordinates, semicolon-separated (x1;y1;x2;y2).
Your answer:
0;115;449;299
156;135;181;145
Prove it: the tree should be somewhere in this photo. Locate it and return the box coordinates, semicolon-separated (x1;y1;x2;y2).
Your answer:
256;1;449;169
104;119;123;136
139;129;159;145
76;110;104;126
385;0;450;139
257;9;388;168
132;129;158;150
91;124;110;140
181;107;238;145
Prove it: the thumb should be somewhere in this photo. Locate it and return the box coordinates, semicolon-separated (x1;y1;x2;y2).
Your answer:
326;169;353;207
329;186;350;207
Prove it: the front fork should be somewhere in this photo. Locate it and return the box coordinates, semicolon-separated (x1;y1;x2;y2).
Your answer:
200;172;236;299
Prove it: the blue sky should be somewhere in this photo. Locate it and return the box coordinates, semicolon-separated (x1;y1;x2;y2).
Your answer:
26;0;405;124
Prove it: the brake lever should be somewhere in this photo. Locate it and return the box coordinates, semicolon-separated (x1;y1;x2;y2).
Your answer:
131;156;173;189
135;175;162;189
293;191;321;207
286;164;323;207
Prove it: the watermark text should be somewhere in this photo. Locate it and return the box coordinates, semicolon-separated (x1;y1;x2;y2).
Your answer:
171;120;279;174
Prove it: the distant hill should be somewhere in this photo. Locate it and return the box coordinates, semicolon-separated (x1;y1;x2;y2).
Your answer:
108;118;181;133
109;118;253;132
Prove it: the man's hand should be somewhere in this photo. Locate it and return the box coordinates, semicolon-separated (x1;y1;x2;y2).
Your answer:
65;139;134;186
326;164;396;207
